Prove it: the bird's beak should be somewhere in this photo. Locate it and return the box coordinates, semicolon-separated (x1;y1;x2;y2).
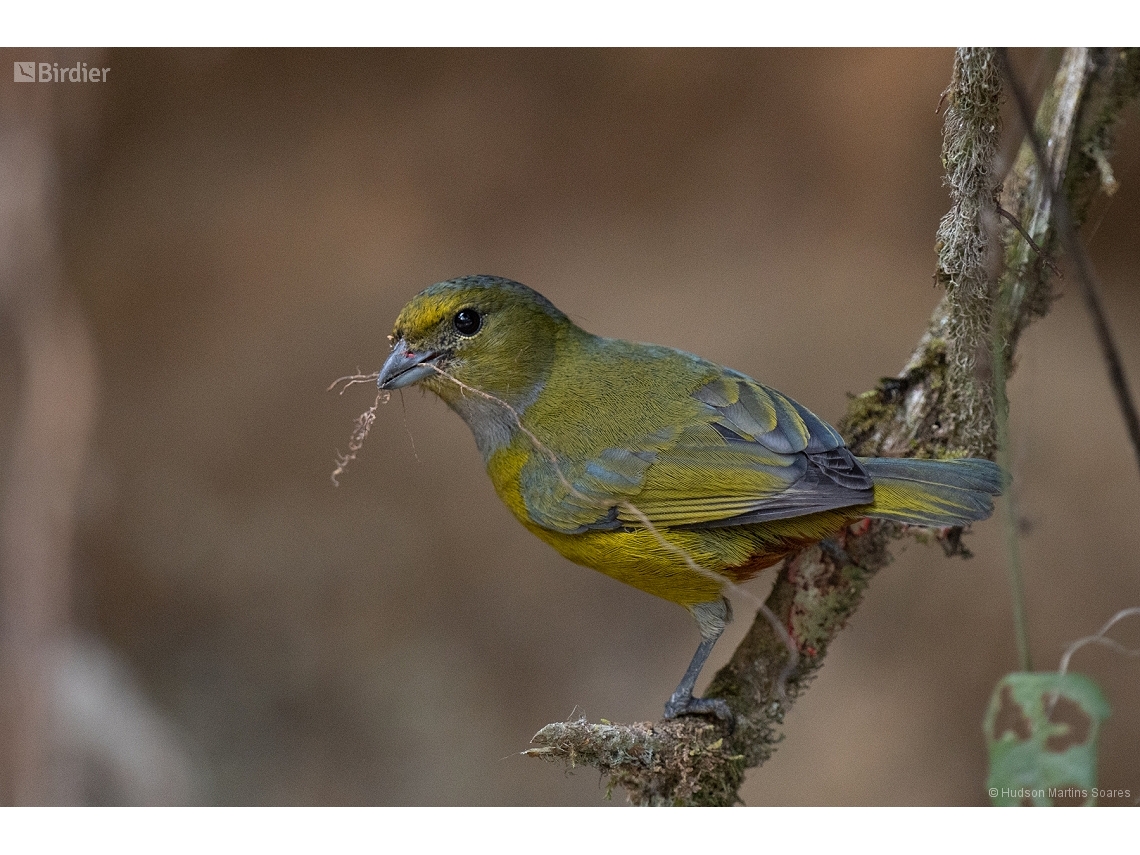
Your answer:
378;339;440;390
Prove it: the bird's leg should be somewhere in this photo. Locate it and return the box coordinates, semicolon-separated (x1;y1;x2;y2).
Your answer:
664;598;733;725
664;635;732;723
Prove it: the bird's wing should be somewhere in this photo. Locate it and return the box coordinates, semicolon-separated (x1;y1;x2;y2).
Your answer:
518;371;874;534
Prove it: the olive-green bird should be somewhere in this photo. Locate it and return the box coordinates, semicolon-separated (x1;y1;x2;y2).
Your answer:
378;275;1002;722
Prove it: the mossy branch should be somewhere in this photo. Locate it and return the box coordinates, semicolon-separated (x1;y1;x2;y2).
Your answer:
524;48;1140;806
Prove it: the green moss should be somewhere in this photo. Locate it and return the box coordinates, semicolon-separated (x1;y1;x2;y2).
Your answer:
839;336;951;456
839;388;893;445
790;561;870;655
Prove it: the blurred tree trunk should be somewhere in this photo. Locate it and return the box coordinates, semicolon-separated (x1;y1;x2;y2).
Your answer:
2;50;206;807
0;54;100;804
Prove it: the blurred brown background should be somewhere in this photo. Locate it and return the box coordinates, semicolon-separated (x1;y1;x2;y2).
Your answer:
1;48;1137;805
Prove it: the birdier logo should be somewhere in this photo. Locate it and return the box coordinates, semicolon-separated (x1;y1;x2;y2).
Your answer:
13;61;109;83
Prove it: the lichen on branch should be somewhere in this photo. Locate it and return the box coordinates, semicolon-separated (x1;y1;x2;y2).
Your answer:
935;47;1005;458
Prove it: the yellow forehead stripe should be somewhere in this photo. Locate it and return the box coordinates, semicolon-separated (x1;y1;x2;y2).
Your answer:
394;291;467;339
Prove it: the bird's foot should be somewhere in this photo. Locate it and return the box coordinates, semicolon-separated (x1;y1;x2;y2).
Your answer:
663;693;734;728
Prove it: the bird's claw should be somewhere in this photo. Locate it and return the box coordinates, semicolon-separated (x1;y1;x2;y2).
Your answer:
663;694;734;729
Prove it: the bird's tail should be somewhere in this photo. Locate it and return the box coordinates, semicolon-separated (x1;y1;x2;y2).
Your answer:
859;457;1004;528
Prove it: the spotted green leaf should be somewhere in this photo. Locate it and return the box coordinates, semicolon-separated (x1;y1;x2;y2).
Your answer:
983;671;1110;806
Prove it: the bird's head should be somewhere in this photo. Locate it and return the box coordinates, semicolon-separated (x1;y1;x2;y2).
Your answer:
379;275;571;418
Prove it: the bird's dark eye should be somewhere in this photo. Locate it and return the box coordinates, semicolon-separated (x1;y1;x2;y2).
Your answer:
454;308;482;336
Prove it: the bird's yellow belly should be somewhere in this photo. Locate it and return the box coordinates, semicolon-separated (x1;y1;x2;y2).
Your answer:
485;443;856;608
527;523;729;607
